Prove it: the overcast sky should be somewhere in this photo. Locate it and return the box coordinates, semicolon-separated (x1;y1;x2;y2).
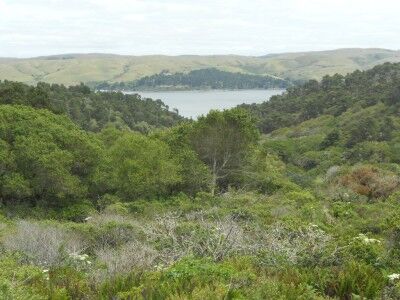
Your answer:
0;0;399;57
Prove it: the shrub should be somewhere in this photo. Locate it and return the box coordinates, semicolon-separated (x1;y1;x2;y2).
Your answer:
285;190;316;206
343;233;384;265
97;194;121;211
242;150;296;194
85;213;141;249
144;212;247;263
253;280;323;300
95;241;157;279
338;165;400;200
3;220;85;267
0;255;49;299
61;201;95;222
325;261;386;299
254;223;334;267
157;258;239;298
346;141;392;163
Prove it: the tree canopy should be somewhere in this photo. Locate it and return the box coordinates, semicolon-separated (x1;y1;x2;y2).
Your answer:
189;108;259;194
0;105;101;207
90;68;289;91
0;80;184;132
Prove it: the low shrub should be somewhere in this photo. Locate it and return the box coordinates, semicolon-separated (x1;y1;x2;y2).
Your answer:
2;220;86;267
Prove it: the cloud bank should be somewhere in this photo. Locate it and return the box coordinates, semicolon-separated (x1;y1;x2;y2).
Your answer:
0;0;399;57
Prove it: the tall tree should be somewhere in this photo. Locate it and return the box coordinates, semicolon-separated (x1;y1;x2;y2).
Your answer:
189;108;259;195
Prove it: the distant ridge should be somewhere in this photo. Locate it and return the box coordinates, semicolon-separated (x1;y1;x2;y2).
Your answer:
1;48;399;86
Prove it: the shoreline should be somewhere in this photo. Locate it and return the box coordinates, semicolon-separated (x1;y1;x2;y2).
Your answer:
100;88;287;93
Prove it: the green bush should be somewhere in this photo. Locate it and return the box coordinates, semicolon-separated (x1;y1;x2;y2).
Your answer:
61;201;95;222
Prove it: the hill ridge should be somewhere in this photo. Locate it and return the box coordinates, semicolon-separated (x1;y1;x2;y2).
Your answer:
1;48;400;86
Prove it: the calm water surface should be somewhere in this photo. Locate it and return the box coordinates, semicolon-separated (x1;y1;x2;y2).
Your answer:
128;89;285;118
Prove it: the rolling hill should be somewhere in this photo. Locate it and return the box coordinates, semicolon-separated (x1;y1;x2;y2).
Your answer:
0;48;399;86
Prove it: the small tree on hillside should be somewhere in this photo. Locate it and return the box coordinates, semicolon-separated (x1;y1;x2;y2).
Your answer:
189;108;259;195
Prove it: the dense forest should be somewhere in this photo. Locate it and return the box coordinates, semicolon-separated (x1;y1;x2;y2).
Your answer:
2;63;400;299
0;80;184;133
240;62;400;133
90;68;290;91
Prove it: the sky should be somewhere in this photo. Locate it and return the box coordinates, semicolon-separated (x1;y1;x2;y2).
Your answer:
0;0;399;58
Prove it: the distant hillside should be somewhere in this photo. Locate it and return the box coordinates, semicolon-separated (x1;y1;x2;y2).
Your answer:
90;68;290;91
0;48;399;86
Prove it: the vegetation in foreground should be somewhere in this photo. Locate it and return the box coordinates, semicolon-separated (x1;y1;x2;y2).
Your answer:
1;63;400;299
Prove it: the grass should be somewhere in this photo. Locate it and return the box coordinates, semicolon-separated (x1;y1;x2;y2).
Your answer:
1;48;399;86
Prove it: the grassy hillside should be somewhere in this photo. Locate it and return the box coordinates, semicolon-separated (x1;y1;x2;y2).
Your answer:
1;48;399;86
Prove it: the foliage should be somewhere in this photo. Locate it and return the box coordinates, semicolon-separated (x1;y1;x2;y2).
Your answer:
94;131;181;200
0;80;184;132
0;105;100;207
242;62;400;133
2;62;400;299
91;68;289;91
189;108;259;194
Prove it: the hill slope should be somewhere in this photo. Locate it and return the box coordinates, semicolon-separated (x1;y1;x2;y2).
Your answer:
0;81;184;132
241;62;400;188
1;48;399;86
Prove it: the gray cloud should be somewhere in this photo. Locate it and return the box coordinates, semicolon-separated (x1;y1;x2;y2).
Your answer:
0;0;399;57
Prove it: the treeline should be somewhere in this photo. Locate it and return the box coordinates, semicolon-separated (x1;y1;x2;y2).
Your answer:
0;104;285;217
241;62;400;133
90;68;290;91
0;80;184;132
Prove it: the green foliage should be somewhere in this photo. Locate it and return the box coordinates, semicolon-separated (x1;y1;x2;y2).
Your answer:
95;131;181;200
242;148;296;193
332;261;386;299
61;201;95;222
2;62;400;299
91;68;289;91
0;255;64;300
189;108;259;194
243;62;400;134
155;124;212;195
0;80;184;132
0;105;100;208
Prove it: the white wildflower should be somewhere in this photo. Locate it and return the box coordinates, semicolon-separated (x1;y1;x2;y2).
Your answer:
84;217;92;222
69;252;89;261
79;254;89;261
155;264;165;271
388;273;400;281
42;269;49;273
355;234;381;245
